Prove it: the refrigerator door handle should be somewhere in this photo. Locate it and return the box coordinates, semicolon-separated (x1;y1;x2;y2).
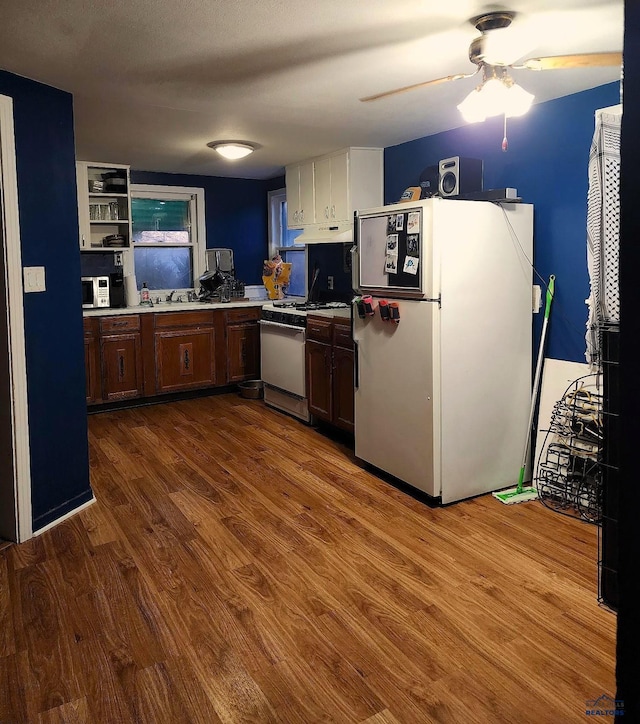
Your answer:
353;339;359;389
350;244;359;292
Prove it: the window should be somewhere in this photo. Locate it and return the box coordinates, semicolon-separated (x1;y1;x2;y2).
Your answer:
130;185;205;292
268;188;306;298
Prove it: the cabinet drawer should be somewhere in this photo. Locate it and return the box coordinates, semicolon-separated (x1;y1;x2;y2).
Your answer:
306;316;333;343
99;315;140;333
154;311;214;329
226;307;260;324
333;322;353;350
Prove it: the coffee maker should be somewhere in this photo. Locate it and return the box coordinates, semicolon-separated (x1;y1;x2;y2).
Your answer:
109;267;126;308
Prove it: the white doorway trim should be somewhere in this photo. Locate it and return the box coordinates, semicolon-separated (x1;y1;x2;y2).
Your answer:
0;93;33;542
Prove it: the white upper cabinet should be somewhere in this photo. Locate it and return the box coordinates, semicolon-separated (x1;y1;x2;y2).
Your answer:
286;148;382;231
285;160;315;228
314;157;332;223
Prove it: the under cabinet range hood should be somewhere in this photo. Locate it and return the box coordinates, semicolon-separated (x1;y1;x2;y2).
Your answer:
294;221;353;244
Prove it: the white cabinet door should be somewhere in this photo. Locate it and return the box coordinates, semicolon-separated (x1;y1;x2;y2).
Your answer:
76;163;90;249
288;148;382;236
314;157;331;222
330;152;349;222
285;165;301;228
298;161;315;225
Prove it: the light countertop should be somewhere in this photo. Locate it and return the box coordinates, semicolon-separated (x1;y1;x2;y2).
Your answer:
83;299;265;317
307;308;352;320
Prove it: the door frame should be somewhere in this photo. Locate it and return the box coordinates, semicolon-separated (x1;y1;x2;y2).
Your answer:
0;93;33;542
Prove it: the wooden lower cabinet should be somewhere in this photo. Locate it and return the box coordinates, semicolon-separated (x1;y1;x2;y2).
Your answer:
101;333;143;401
86;306;259;406
155;327;216;393
307;339;333;420
152;310;221;394
332;344;354;433
98;315;143;402
83;318;101;404
226;308;260;383
306;316;354;433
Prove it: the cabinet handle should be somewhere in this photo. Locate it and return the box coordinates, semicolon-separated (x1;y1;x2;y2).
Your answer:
118;352;125;382
293;210;298;223
324;206;329;219
300;210;304;222
184;348;190;371
331;204;336;219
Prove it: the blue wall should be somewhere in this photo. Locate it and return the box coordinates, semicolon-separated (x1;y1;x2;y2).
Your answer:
131;171;284;285
384;82;620;363
0;70;92;530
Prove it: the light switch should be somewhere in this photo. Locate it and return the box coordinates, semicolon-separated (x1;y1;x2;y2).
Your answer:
532;284;542;313
23;266;46;293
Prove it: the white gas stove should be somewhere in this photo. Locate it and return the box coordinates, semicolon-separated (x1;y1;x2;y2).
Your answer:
259;301;349;421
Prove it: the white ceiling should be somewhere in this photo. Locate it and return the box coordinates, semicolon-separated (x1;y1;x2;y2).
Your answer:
0;1;623;180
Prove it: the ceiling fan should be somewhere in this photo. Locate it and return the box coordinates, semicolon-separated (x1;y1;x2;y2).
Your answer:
359;10;622;114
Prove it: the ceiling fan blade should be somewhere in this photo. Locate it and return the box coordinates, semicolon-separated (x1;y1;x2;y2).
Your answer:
359;72;475;103
519;52;622;71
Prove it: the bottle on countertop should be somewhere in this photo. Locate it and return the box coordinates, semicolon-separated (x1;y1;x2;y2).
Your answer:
140;281;151;306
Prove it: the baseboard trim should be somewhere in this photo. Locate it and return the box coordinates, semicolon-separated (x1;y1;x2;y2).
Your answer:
32;496;96;537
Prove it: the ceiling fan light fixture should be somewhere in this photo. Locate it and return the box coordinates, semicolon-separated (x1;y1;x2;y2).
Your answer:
457;87;490;123
503;82;535;118
207;141;256;160
457;74;534;124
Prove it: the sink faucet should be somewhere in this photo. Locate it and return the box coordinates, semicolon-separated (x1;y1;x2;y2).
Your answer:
166;290;176;302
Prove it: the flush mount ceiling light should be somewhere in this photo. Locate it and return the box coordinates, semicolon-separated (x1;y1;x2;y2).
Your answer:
207;141;256;160
457;65;534;123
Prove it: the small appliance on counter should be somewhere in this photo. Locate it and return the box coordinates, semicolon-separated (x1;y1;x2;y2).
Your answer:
82;276;110;309
109;268;126;308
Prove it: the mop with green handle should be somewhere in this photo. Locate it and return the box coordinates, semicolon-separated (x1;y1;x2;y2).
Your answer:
493;275;555;505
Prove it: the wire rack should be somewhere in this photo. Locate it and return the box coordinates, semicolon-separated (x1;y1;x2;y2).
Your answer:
535;375;603;524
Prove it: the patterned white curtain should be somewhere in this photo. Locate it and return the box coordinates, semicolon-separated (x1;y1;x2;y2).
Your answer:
585;106;622;365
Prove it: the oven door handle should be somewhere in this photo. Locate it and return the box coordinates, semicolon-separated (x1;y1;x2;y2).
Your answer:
258;319;306;338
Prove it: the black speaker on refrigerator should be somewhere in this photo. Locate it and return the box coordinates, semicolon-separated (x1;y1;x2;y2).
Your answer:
438;156;483;197
419;164;439;198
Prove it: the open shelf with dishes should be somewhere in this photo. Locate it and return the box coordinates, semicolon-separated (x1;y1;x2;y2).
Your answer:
77;161;132;251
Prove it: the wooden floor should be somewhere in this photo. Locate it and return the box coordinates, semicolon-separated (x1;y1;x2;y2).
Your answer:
0;394;616;723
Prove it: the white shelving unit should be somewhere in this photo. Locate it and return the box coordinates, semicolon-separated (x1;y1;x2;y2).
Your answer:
76;161;132;252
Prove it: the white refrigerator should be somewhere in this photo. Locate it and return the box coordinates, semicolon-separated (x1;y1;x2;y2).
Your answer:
352;198;534;504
